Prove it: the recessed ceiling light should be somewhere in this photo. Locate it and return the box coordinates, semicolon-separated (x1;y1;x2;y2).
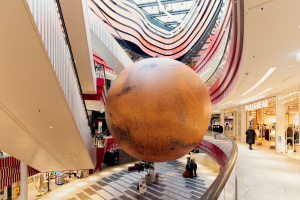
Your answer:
50;126;54;128
74;159;77;161
288;66;292;68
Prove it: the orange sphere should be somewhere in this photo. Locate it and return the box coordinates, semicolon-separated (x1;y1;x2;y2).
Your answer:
105;58;211;162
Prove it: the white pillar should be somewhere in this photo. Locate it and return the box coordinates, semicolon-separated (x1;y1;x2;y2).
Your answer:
237;107;241;141
233;111;237;137
150;163;157;182
20;162;28;200
220;109;225;127
4;186;7;200
241;105;247;143
276;95;286;153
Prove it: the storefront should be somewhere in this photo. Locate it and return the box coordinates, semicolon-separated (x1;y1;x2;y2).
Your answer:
27;170;90;199
244;97;277;149
277;86;299;159
224;109;237;140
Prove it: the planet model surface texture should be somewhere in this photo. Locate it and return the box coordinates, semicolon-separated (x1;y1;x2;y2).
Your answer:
105;58;211;162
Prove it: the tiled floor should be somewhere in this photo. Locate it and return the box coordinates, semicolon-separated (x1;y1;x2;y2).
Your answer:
35;140;300;200
236;142;300;200
37;153;219;200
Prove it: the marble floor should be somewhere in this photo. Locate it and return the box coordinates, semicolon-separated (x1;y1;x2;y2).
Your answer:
37;153;219;200
236;142;300;200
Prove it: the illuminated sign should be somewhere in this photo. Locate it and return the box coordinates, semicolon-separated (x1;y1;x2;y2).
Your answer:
245;99;268;111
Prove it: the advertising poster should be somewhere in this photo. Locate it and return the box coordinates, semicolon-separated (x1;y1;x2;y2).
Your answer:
138;180;147;194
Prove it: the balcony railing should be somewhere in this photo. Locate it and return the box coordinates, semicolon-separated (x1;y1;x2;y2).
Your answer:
197;131;238;199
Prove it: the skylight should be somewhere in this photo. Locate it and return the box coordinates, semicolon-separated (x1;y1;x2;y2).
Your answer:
131;0;195;29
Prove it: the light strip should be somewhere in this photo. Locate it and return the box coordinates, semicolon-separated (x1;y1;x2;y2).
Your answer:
242;68;276;96
200;68;211;77
219;100;233;107
278;91;299;100
281;97;297;104
240;88;273;104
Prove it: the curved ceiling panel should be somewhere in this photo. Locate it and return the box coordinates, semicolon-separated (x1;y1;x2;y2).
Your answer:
208;0;244;105
88;0;222;59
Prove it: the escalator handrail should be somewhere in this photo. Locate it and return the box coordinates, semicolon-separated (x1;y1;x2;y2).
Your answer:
200;132;238;199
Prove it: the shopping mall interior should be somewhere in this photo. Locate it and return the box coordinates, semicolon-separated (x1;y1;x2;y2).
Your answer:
1;0;300;199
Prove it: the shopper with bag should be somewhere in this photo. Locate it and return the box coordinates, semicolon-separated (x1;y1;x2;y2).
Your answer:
191;159;197;177
185;161;193;178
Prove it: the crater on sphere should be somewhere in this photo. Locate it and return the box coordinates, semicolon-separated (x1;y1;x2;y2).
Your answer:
105;58;211;162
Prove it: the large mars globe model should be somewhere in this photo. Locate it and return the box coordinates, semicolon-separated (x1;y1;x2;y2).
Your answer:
105;58;211;162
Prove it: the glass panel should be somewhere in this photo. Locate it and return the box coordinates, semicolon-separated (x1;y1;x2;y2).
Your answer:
277;86;300;159
203;132;237;199
131;0;195;29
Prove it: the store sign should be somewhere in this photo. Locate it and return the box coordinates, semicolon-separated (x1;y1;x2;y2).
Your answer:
245;99;268;111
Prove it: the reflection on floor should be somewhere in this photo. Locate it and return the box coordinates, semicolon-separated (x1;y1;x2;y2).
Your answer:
255;138;276;149
237;142;300;200
28;176;79;200
37;153;219;200
256;138;300;160
283;144;300;160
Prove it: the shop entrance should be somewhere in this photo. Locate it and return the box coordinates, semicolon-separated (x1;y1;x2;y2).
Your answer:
278;87;299;159
247;97;276;149
224;109;237;140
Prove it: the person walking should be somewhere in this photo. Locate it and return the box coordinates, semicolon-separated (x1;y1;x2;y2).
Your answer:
186;161;193;178
246;126;256;150
218;125;224;134
191;159;197;177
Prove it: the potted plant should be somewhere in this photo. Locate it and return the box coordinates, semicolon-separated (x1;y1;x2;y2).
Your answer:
155;173;159;184
137;161;154;186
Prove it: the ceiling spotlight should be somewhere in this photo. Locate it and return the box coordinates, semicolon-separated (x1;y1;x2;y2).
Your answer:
50;126;54;129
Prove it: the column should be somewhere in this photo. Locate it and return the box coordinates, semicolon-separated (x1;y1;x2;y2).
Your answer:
276;95;286;153
241;105;247;143
4;186;7;200
20;162;28;200
220;109;225;127
233;111;236;137
150;163;157;182
237;107;241;141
